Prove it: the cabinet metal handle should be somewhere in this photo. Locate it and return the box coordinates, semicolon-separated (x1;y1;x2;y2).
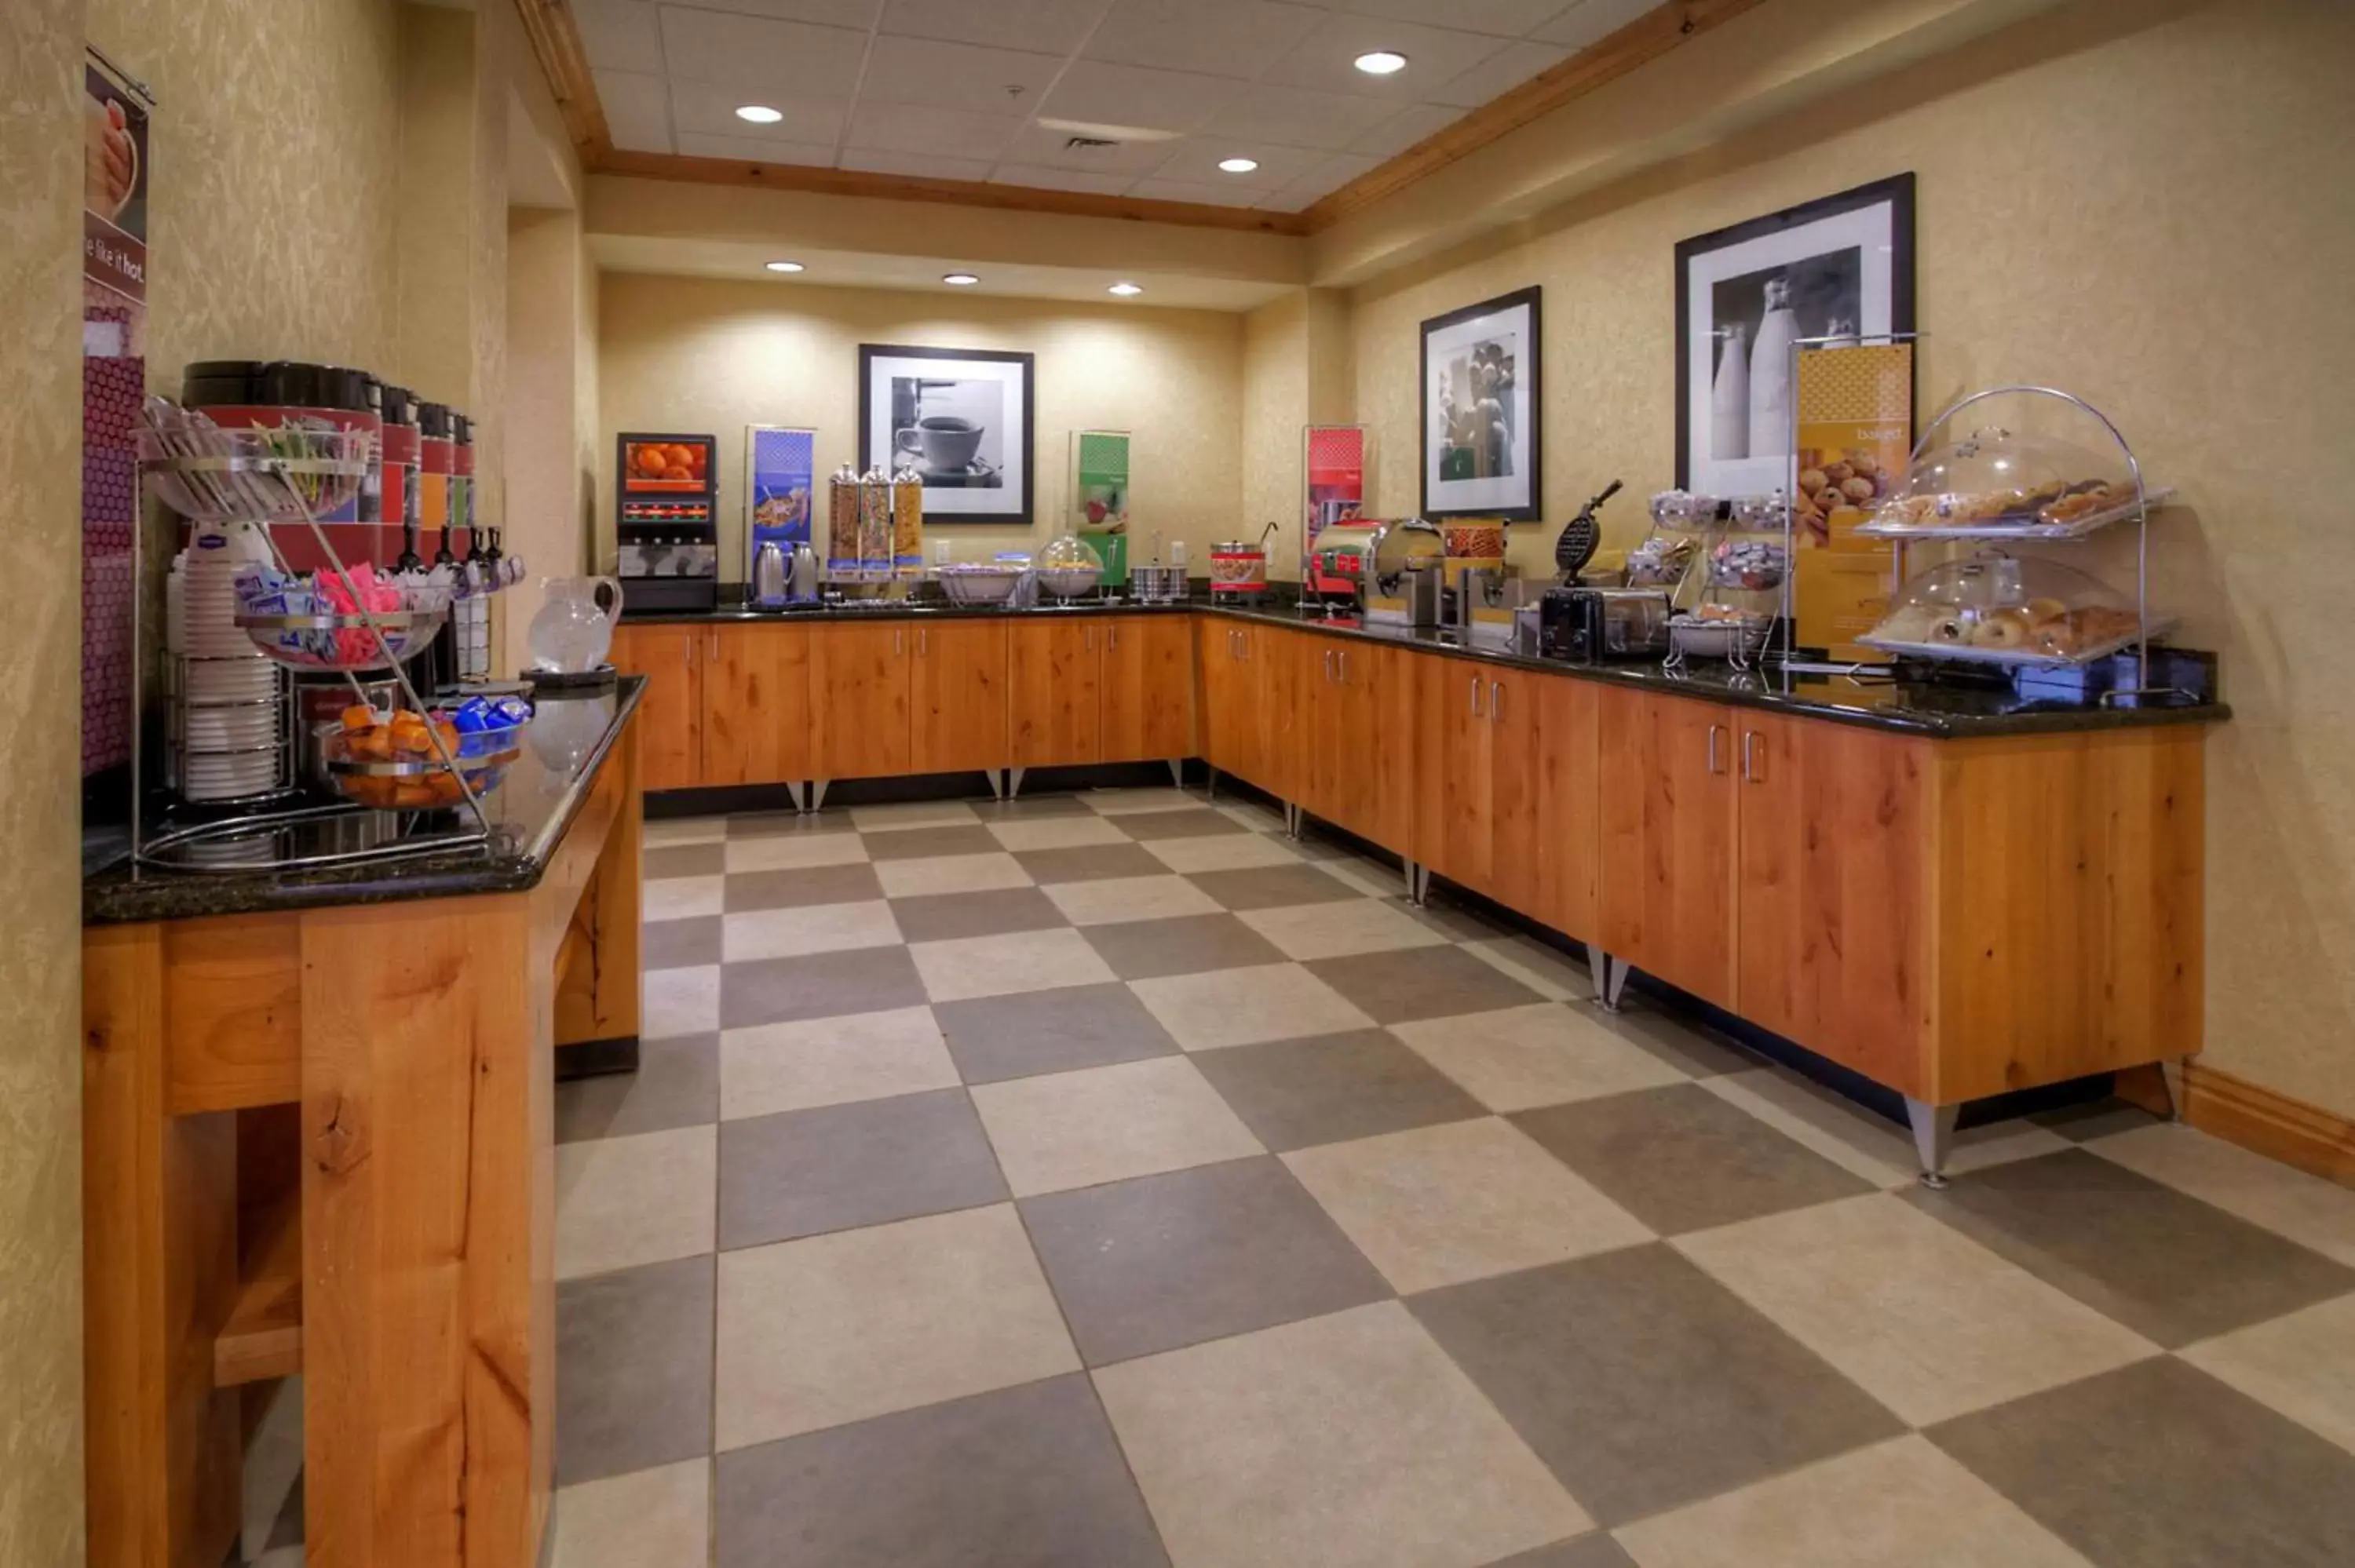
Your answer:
1469;676;1484;717
1338;650;1349;684
894;628;904;656
1110;625;1119;651
1743;731;1764;782
1707;724;1725;775
1490;680;1504;722
1324;649;1335;683
1086;626;1094;651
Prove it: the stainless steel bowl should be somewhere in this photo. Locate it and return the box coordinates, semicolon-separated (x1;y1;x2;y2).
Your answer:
1036;564;1104;600
936;567;1024;606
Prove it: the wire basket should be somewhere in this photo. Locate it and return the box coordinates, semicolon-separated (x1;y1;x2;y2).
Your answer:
135;425;374;525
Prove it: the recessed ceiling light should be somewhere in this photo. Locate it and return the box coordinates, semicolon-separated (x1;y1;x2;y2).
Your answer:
735;104;784;123
942;272;980;286
1218;156;1260;174
1353;50;1408;75
1108;282;1144;297
763;260;805;274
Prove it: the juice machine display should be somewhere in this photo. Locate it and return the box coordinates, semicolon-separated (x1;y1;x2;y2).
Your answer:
616;432;719;614
1309;518;1444;626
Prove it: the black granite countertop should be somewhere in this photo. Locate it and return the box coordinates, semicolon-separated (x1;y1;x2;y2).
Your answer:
84;678;647;927
619;589;1195;625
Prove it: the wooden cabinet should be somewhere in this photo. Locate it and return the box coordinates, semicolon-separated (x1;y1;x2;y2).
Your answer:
809;622;911;781
1255;624;1307;804
698;623;812;787
1531;673;1601;941
1199;620;1262;784
1101;615;1193;763
911;620;1008;775
1596;686;1738;1008
1415;655;1499;895
608;623;703;791
1292;636;1410;855
1009;618;1104;768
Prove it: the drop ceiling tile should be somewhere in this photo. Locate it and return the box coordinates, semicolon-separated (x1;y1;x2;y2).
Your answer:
656;8;871;96
596;68;675;152
1329;0;1575;37
879;0;1112;54
862;34;1068;116
991;163;1139;196
671;79;847;144
1532;0;1656;49
679;0;884;27
1348;100;1463;158
838;147;998;181
845;100;1026;159
575;0;661;74
1128;177;1266;210
1039;60;1245;135
1149;140;1330;191
1207;81;1405;150
1084;0;1325;79
1261;13;1507;100
998;122;1178;174
674;131;838;166
1426;38;1568;107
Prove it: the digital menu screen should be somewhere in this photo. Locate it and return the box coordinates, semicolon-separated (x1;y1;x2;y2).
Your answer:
622;435;713;494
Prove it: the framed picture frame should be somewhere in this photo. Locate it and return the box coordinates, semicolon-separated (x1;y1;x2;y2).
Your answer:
1420;286;1542;520
858;343;1035;524
1674;172;1916;495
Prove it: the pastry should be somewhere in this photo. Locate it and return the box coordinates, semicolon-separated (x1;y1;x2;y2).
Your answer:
1798;467;1828;495
1926;614;1969;645
1840;476;1877;503
1970;609;2032;649
1874;605;1940;643
2024;596;2068;625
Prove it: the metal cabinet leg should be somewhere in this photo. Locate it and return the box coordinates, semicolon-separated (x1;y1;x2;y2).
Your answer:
1167;758;1185;789
1006;767;1026;800
785;781;805;813
1404;860;1430;906
1283;801;1303;840
1904;1097;1961;1189
1584;943;1632;1012
2160;1057;2188;1122
807;779;830;813
985;769;1005;801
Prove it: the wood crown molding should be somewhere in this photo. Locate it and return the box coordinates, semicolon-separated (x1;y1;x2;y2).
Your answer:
515;0;1769;241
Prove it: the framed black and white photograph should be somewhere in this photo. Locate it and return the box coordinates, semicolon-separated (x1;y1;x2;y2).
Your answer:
858;343;1035;523
1675;173;1915;495
1420;286;1541;520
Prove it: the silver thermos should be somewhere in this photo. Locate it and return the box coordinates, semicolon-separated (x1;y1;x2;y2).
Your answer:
753;540;789;609
790;542;819;601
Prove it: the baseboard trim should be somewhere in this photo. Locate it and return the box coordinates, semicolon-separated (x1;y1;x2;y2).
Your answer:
2182;1063;2355;1187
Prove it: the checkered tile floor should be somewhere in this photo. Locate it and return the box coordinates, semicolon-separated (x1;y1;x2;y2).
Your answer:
236;786;2355;1566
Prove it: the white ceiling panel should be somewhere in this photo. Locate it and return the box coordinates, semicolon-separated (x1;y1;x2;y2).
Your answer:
674;130;839;166
1327;0;1576;38
656;8;871;96
1038;60;1245;135
677;0;884;27
878;0;1113;54
1426;40;1568;108
838;147;996;181
845;100;1027;159
999;121;1179;174
1148;140;1330;191
575;0;661;74
670;78;848;144
1083;0;1324;80
1531;0;1656;49
1207;81;1405;151
990;162;1138;195
860;34;1067;115
596;68;675;152
1127;177;1266;209
1261;13;1506;100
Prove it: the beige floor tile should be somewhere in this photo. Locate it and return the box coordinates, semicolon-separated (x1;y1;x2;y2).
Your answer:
910;927;1116;1003
721;1005;958;1119
1083;787;1200;815
1285;1119;1652;1293
1700;1070;2069;1187
1393;1004;1689;1113
1613;1435;2094;1568
1142;833;1304;873
1095;1300;1588;1568
2182;1293;2355;1454
1459;939;1590;1002
550;1459;710;1568
969;1056;1263;1196
555;1125;717;1281
1240;898;1449;961
985;815;1130;851
850;799;980;831
1675;1193;2156;1426
725;833;870;873
1216;801;1287;833
1130;962;1377;1051
720;899;903;963
644;873;724;921
644;965;720;1039
2091;1124;2355;1267
714;1204;1079;1449
1044;873;1225;926
644;816;728;847
1305;858;1412;901
874;851;1034;899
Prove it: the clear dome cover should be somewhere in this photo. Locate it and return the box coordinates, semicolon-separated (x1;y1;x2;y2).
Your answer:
1035;532;1104;598
1868;419;2138;534
1863;549;2144;664
1039;533;1096;571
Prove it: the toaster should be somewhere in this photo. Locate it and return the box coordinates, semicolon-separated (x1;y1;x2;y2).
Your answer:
1540;586;1672;661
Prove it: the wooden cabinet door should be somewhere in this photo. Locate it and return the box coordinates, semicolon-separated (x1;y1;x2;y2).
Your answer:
1355;644;1417;858
699;623;812;787
1532;672;1601;943
1414;655;1495;892
809;622;911;780
1198;621;1250;778
911;619;1008;775
1486;666;1546;916
1101;615;1192;763
1296;636;1340;824
1735;713;1931;1095
610;623;703;790
1596;687;1737;1007
1009;618;1103;768
1253;625;1305;802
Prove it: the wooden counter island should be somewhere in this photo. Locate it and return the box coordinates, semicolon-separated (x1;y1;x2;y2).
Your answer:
82;681;645;1568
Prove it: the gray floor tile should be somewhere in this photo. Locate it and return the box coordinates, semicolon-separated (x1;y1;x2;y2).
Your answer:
721;945;928;1029
723;862;886;912
731;810;856;837
1594;1003;1763;1078
645;842;725;879
935;983;1181;1085
889;886;1070;944
1902;1148;2355;1347
2028;1097;2167;1143
1484;1537;1640;1568
643;915;723;970
1406;895;1519;942
1020;1156;1390;1365
1930;1357;2355;1568
557;1036;719;1144
865;823;1004;861
1411;1245;1904;1528
714;1374;1168;1568
1513;1083;1872;1236
1184;863;1364;912
1189;1029;1487;1153
1306;943;1544;1025
1014;843;1170;884
975;792;1094;819
718;1088;1008;1248
1118;807;1249;841
1081;913;1289;980
556;1255;715;1484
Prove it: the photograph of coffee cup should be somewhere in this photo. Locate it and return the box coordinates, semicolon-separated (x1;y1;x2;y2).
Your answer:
896;415;985;472
863;345;1031;522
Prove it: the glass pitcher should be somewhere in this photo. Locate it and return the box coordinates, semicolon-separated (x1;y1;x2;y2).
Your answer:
527;576;623;674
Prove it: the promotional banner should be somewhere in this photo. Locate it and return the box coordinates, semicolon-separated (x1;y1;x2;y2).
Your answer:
746;425;816;574
1071;429;1130;585
83;47;152;780
1792;341;1912;659
1303;425;1367;544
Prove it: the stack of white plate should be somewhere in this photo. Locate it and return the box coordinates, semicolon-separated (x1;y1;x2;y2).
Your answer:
171;529;288;803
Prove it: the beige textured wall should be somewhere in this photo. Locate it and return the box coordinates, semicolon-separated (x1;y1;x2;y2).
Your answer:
1348;0;2355;1117
1242;294;1310;575
0;7;89;1561
506;206;593;656
598;274;1244;576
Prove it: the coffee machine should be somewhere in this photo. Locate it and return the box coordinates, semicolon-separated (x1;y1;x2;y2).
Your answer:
616;432;720;614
